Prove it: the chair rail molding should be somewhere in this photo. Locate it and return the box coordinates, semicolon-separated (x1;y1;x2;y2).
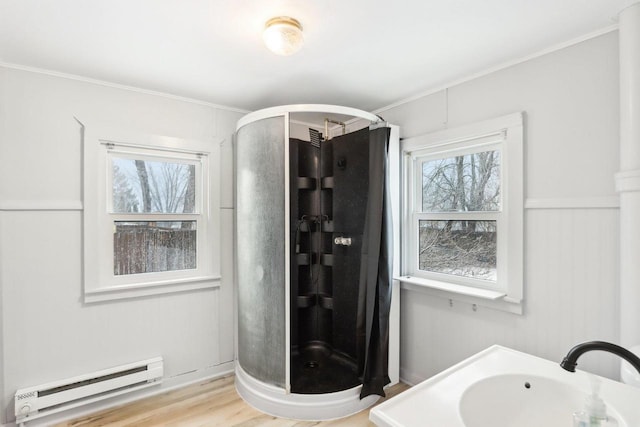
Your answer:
0;200;83;211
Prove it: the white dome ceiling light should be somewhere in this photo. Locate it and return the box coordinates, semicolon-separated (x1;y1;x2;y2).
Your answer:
262;16;304;56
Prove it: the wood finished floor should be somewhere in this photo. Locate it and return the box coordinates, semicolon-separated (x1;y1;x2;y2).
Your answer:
55;375;409;427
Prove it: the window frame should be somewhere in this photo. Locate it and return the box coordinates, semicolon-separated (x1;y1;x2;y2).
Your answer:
401;113;523;314
83;125;221;302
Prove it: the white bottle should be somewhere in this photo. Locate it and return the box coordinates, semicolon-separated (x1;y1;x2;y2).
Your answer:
573;377;619;427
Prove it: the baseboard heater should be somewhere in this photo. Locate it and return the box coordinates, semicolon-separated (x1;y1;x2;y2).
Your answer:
14;357;163;423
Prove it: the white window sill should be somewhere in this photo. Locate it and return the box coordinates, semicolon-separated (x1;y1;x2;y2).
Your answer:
398;275;506;300
397;275;522;315
84;275;221;303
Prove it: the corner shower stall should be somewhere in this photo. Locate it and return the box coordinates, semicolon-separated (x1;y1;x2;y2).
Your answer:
234;105;399;420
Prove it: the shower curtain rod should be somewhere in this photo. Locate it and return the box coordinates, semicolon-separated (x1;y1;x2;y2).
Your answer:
323;119;391;141
369;121;389;130
324;118;346;141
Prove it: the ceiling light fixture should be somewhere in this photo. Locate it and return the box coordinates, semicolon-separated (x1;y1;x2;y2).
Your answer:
263;16;304;56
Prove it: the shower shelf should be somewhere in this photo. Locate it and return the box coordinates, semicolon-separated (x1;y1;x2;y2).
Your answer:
297;220;315;232
295;294;334;310
320;254;334;266
297;294;316;308
296;253;317;265
318;294;333;310
297;177;317;190
321;177;334;189
322;220;334;232
295;253;332;266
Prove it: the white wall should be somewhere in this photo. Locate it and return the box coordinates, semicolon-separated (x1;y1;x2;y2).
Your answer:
0;66;245;424
381;31;622;384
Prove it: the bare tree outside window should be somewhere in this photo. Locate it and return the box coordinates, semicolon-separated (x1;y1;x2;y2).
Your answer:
114;158;195;214
422;151;500;212
112;158;197;275
113;164;139;213
419;150;500;281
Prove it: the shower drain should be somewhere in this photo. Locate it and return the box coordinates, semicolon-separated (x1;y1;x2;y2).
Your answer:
304;361;319;369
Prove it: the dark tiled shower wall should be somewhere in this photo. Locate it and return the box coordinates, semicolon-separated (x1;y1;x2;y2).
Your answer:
289;127;370;393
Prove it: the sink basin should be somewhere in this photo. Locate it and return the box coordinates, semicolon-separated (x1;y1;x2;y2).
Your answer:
460;374;623;427
370;345;640;427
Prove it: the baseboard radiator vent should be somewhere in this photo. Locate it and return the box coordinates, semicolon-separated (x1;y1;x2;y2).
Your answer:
15;356;163;423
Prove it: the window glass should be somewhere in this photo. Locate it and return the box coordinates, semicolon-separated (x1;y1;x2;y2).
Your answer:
112;157;196;214
418;219;497;281
113;221;197;275
421;150;500;212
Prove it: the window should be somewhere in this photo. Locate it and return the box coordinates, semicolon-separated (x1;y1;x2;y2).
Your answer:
83;127;220;302
401;113;523;313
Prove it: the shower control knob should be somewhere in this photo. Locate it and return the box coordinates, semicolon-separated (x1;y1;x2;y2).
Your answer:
334;237;352;246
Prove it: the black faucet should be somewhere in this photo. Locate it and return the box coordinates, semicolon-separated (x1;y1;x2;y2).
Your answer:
560;341;640;375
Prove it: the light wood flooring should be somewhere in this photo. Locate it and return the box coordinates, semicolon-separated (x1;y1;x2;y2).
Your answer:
55;375;409;427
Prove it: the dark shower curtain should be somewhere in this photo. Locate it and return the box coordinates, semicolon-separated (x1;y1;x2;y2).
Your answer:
358;125;393;399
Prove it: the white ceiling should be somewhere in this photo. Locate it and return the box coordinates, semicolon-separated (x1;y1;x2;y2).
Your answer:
0;0;632;113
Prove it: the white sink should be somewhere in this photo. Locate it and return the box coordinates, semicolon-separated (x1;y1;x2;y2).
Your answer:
370;345;640;427
460;374;623;427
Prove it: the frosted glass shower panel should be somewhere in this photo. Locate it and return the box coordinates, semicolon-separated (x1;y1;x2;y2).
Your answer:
236;116;287;388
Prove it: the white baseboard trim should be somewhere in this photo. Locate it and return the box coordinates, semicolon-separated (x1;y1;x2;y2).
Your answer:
12;361;234;427
399;368;427;387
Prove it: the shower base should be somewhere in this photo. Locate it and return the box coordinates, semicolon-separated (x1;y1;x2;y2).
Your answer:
290;343;360;394
235;364;379;421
